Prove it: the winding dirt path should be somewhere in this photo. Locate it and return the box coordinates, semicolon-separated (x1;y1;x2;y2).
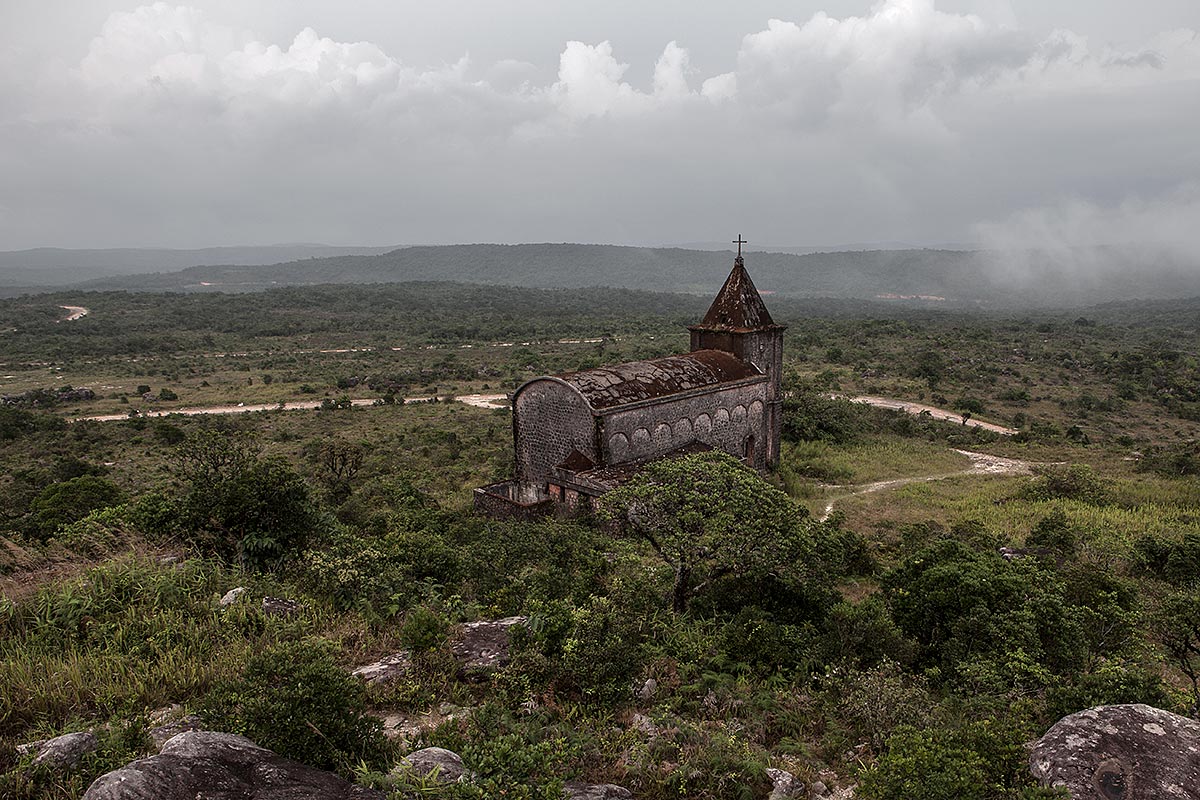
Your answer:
72;393;509;422
58;305;89;321
818;449;1033;521
841;395;1017;435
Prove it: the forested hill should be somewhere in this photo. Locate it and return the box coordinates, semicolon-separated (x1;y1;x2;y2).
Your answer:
50;243;1200;308
0;244;399;287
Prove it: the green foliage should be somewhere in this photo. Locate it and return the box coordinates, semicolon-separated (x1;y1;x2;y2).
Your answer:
175;430;318;570
1135;532;1200;585
859;721;1053;800
882;540;1088;688
1020;464;1109;505
29;476;124;541
598;451;820;613
820;661;933;752
0;719;150;800
202;638;386;773
0;407;66;440
781;387;863;445
1139;441;1200;477
515;596;644;704
820;597;917;668
400;606;450;654
1153;590;1200;714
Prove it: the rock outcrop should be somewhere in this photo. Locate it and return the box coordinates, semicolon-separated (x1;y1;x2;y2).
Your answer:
261;596;303;617
30;731;98;768
392;747;469;784
1029;704;1200;799
449;616;527;673
82;730;384;800
352;653;412;685
562;781;633;799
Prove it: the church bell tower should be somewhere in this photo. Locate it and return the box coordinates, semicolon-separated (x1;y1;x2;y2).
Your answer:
688;236;786;467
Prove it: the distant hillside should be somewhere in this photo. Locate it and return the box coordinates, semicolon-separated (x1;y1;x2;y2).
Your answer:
0;244;400;288
33;242;1200;308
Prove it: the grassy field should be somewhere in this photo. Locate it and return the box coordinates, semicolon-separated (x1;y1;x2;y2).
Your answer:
3;285;1200;800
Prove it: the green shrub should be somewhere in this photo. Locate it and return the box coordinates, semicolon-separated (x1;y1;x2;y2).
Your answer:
782;391;864;445
29;476;124;541
859;721;1057;800
820;597;916;668
882;540;1087;684
202;638;386;773
1020;465;1109;505
399;606;450;653
516;597;643;705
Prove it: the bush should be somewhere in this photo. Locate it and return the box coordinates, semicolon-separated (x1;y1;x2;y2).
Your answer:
29;476;124;541
882;540;1086;684
178;445;319;570
821;597;917;668
202;638;386;773
515;597;644;705
859;721;1054;800
399;606;449;653
782;391;864;444
1019;465;1109;505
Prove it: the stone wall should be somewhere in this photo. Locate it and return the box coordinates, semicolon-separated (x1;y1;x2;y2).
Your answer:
473;482;554;520
513;379;597;485
691;328;784;466
599;380;769;470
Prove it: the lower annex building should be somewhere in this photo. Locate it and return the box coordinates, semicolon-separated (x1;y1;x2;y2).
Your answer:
475;241;785;518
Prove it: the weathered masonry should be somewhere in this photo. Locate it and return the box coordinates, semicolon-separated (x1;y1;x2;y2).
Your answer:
476;244;785;517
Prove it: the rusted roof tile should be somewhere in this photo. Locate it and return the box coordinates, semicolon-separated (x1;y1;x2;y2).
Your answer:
692;256;779;331
559;349;762;410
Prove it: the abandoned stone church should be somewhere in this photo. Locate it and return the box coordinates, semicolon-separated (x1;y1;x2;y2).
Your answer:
475;246;784;517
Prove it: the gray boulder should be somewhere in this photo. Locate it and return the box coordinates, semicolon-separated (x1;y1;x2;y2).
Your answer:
351;652;412;685
146;706;205;751
450;616;527;673
32;731;97;768
1029;703;1200;799
82;730;383;800
262;596;303;617
766;767;801;799
219;587;247;608
393;747;468;784
562;781;633;800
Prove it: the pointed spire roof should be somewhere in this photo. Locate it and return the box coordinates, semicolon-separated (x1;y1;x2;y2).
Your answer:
693;254;781;332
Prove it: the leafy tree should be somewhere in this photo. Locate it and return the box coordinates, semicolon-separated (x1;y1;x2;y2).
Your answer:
1155;591;1200;715
175;430;317;569
859;722;1056;800
314;441;365;504
202;638;386;772
782;385;863;444
882;540;1087;685
598;451;816;613
28;475;124;540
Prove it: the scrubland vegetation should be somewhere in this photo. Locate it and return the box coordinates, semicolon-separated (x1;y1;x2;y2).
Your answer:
2;283;1200;799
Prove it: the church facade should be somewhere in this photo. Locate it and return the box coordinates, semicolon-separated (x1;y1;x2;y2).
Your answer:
475;247;785;518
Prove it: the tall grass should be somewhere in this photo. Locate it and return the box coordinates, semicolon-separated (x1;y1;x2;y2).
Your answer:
0;555;318;739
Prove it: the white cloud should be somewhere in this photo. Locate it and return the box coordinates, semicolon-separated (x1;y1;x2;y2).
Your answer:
974;184;1200;254
1;1;1198;249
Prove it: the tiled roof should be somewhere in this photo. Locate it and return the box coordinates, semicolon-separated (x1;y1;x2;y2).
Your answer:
558;349;762;410
692;256;780;332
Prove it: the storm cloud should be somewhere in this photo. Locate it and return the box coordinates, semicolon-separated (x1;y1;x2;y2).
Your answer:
1;0;1198;250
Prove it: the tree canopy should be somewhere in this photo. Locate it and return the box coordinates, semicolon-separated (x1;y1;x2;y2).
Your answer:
598;450;818;613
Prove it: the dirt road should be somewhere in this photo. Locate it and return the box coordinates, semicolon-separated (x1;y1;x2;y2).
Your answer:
818;449;1033;521
73;393;510;422
843;395;1017;435
58;305;89;321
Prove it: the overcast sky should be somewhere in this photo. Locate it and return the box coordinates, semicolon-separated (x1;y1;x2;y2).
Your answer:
1;1;1198;251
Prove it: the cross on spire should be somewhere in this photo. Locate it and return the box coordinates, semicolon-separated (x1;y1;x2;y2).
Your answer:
732;234;748;258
